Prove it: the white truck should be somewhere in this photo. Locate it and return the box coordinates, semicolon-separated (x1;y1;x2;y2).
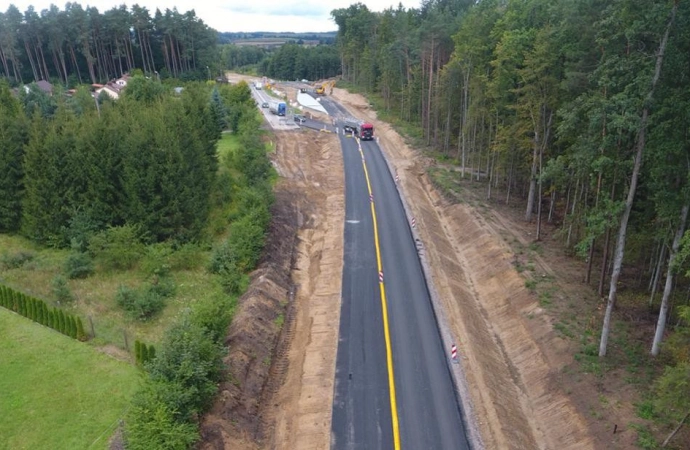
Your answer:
255;82;263;90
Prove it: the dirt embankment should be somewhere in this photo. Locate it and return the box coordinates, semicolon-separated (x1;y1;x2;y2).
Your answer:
199;130;343;450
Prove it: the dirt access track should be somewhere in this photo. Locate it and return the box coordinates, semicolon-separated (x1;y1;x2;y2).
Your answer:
200;78;634;449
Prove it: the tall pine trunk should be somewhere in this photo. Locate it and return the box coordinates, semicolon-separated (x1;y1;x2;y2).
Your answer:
599;3;676;357
651;203;688;356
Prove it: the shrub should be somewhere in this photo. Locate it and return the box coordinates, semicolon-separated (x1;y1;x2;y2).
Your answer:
89;225;146;271
64;252;94;279
116;285;165;321
226;213;266;272
219;266;246;296
52;275;74;304
125;383;199;450
135;340;142;364
190;294;236;341
148;276;176;299
76;316;87;341
140;243;173;277
208;241;234;274
1;251;35;269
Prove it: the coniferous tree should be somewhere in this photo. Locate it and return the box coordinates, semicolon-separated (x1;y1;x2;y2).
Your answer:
76;316;86;341
134;339;142;364
140;342;148;365
0;81;28;232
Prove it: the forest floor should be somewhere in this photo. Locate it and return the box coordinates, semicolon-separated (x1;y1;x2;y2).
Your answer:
200;77;683;449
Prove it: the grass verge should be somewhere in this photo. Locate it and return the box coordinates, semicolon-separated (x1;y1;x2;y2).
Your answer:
0;308;140;450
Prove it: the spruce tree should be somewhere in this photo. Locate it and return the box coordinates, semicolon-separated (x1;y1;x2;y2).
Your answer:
67;315;75;338
139;343;148;365
0;81;28;232
134;340;142;365
76;317;86;341
57;310;65;334
48;310;56;330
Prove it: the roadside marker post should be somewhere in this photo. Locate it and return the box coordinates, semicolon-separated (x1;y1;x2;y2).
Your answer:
411;217;416;229
451;344;458;364
379;271;384;283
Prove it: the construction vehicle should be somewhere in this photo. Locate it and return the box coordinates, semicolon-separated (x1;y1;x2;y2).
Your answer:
343;119;374;140
315;84;325;95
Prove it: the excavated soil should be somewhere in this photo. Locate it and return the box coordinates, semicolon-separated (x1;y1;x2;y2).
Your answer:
199;129;343;450
199;79;642;450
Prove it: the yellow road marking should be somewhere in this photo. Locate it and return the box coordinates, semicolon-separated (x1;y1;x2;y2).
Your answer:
358;139;401;450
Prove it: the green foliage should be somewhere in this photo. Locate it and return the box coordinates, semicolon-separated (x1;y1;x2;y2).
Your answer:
0;81;28;232
0;251;35;269
125;383;199;450
76;316;86;341
64;251;94;279
51;275;74;304
189;294;236;342
653;363;690;421
259;42;341;81
115;285;166;321
88;225;145;271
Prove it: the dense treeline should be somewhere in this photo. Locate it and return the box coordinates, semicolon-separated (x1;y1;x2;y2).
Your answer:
0;78;258;245
333;0;690;434
0;3;218;85
221;42;340;81
260;43;340;81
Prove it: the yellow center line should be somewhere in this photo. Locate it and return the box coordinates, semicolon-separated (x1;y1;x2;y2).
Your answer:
358;139;401;450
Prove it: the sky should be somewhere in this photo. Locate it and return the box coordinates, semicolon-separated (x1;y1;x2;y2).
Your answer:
8;0;422;33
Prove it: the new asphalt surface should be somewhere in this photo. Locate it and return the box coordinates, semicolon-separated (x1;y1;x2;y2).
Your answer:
322;96;471;450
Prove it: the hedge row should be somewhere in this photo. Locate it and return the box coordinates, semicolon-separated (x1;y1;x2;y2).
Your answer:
134;340;156;366
0;284;87;341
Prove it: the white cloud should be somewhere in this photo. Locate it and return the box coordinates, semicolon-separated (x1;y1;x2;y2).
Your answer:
6;0;422;32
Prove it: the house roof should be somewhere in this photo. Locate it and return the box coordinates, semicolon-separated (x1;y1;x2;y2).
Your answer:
36;80;53;94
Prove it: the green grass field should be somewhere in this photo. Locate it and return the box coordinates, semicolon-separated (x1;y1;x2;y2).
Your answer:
0;308;141;450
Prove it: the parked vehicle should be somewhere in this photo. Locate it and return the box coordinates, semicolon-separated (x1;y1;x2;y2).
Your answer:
294;114;306;123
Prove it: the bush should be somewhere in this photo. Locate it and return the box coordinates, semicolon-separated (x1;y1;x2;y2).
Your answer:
190;294;236;341
140;243;173;277
208;241;234;275
89;225;146;271
226;213;266;272
116;285;165;320
1;251;35;269
220;266;246;296
148;276;176;299
64;252;94;279
52;275;74;304
125;389;198;450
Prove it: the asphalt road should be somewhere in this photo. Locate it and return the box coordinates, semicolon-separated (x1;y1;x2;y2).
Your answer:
324;96;471;450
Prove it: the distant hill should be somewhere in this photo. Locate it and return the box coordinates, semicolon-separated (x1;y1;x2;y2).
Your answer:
218;31;336;46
